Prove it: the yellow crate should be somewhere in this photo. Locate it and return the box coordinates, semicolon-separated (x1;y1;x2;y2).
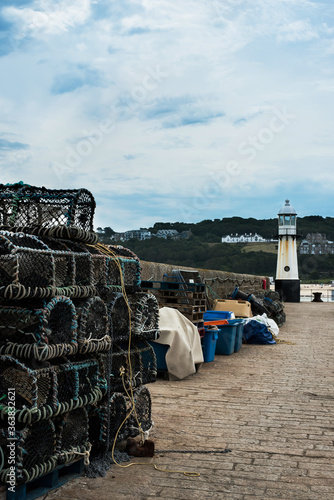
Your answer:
213;299;252;318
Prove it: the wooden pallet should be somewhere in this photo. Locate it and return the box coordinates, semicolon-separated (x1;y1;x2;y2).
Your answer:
140;280;205;293
158;297;206;307
5;459;84;500
158;290;205;299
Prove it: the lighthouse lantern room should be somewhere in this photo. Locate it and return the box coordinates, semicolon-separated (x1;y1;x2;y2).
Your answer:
275;200;300;302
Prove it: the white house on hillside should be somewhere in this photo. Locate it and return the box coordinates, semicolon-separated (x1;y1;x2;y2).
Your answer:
221;232;268;243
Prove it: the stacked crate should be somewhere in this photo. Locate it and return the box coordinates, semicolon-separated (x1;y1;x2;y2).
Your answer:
141;270;206;332
0;183;158;490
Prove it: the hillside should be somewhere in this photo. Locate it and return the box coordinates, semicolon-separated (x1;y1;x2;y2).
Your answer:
148;215;334;242
99;216;334;280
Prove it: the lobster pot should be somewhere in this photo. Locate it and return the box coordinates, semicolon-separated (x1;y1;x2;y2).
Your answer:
56;407;90;465
0;231;95;300
109;343;142;393
109;392;128;444
0;420;57;485
0;183;97;243
108;293;130;342
107;257;141;292
129;293;160;340
126;386;153;438
108;293;159;343
56;358;107;410
75;296;111;353
88;403;110;454
134;340;157;385
0;296;78;361
0;356;57;423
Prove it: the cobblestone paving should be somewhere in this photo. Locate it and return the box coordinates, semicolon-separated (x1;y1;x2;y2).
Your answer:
48;302;334;500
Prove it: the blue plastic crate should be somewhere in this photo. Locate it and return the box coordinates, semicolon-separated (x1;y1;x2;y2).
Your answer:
201;330;218;362
228;319;246;352
204;310;234;321
148;341;168;371
215;323;237;355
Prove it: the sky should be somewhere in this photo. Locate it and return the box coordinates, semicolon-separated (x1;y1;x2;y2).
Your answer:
0;0;334;231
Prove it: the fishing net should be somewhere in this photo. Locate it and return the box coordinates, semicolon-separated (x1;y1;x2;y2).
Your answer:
75;296;111;354
56;407;90;465
0;420;58;485
0;355;58;423
0;182;97;243
126;386;153;438
0;296;78;361
0;231;95;300
108;292;159;343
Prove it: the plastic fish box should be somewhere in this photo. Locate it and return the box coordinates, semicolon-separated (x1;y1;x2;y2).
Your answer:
213;299;252;318
148;341;168;371
228;318;246;352
201;329;218;362
204;310;235;321
215;322;238;355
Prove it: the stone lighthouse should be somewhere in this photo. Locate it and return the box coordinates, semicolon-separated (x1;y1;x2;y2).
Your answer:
275;200;300;302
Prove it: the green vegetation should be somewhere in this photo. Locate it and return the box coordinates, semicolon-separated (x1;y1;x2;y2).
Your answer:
99;216;334;279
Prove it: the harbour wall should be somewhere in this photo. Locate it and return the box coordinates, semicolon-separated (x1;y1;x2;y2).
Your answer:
140;261;269;300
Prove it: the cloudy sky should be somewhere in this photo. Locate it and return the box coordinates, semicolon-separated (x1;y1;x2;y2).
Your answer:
1;0;334;231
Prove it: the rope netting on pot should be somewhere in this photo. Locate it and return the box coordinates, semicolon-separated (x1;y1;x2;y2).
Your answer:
55;357;107;413
88;392;128;454
107;343;143;393
75;296;111;354
108;292;159;343
132;340;157;385
0;355;58;424
0;296;78;360
56;407;91;465
125;386;153;439
0;419;58;485
0;182;98;244
85;243;141;294
0;231;95;300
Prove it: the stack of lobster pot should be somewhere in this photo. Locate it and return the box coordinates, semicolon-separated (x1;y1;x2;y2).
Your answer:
0;182;159;488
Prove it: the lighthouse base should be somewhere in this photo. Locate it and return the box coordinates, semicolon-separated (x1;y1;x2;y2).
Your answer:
275;279;300;302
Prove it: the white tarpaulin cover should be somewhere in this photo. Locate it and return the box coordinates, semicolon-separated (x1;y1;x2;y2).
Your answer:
154;307;204;380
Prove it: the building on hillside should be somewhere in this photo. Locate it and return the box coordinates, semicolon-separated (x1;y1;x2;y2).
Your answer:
299;233;334;255
221;232;269;243
123;228;152;241
155;229;179;239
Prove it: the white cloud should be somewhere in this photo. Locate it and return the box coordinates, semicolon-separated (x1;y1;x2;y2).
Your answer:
2;0;91;37
1;0;334;227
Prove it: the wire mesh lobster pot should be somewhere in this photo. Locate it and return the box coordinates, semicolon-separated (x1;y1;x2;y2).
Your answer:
108;292;159;343
133;340;157;385
0;356;58;423
0;296;78;361
0;231;95;300
0;420;58;485
56;407;90;465
88;403;110;454
126;386;153;439
56;357;107;412
75;296;111;354
0;182;98;243
108;343;143;393
109;392;128;444
129;292;160;340
84;244;140;293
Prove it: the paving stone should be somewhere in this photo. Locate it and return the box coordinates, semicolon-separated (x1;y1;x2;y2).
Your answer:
47;303;334;500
